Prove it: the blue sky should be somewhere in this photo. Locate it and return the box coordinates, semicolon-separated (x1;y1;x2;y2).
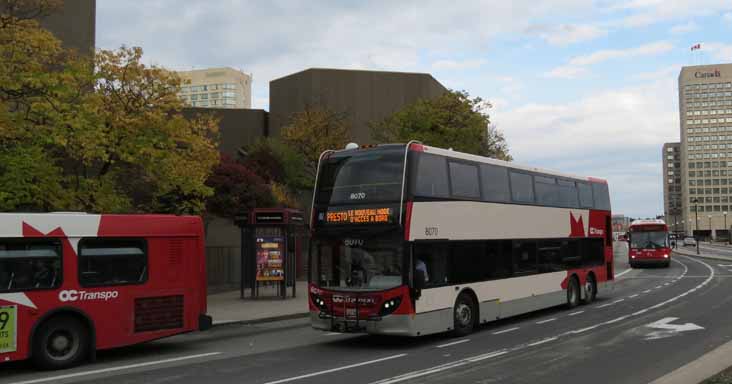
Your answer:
96;0;732;218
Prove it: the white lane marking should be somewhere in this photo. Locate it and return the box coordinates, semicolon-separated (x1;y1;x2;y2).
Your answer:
436;339;470;349
664;283;671;286
264;354;407;384
324;332;341;336
568;311;584;316
9;352;223;384
492;327;519;335
536;318;557;324
655;285;663;289
643;289;652;293
527;337;558;347
629;294;640;298
644;317;705;340
370;350;508;384
597;299;624;308
616;268;633;278
718;264;732;267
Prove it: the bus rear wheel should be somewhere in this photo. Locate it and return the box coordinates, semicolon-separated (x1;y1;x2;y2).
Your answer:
32;316;89;370
583;274;597;304
453;293;476;336
566;277;581;308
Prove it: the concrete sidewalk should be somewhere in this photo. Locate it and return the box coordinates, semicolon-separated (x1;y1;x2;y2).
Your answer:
207;281;309;326
673;245;732;262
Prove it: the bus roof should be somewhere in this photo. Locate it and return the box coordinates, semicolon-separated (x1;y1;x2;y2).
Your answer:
630;219;667;227
0;213;203;238
328;143;608;184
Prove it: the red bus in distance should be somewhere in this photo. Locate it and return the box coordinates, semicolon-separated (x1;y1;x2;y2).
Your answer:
0;213;211;369
628;219;671;268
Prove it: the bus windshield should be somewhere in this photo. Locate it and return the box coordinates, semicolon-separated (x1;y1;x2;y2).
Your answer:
311;235;403;291
630;231;669;249
315;146;405;205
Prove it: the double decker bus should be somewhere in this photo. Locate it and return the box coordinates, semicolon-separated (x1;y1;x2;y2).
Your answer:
628;219;671;268
308;142;613;336
0;213;211;369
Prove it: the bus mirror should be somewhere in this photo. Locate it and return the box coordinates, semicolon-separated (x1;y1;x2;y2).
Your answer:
414;270;426;290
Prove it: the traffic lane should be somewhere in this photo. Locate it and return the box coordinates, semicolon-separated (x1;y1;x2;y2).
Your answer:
699;243;732;257
0;317;361;384
409;255;732;384
59;255;699;384
250;255;711;384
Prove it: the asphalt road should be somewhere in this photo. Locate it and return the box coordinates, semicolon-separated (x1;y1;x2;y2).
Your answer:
4;243;732;384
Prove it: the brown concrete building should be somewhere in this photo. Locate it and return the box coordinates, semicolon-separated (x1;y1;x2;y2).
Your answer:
662;142;682;233
38;0;96;54
269;68;447;144
679;64;732;239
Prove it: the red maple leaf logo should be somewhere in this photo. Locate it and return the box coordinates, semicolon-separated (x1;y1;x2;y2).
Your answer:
570;212;585;237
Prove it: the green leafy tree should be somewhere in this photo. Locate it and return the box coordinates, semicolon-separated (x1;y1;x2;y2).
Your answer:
0;1;220;214
370;90;512;160
244;138;309;190
280;104;350;186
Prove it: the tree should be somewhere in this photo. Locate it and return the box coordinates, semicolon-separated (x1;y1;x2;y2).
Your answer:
244;138;309;191
0;2;220;214
205;154;275;218
370;90;512;160
280;104;350;186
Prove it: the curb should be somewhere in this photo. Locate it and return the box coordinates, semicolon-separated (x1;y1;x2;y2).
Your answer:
211;312;310;328
649;338;732;384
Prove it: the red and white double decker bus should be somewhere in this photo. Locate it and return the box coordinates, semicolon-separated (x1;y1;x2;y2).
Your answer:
628;219;671;268
308;142;613;336
0;213;211;369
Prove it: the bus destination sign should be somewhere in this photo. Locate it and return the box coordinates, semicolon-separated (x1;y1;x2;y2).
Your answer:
325;207;394;224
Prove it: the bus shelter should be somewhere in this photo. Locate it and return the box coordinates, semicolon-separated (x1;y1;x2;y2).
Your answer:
235;208;304;299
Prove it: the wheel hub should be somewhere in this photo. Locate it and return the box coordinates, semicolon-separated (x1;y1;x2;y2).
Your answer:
456;303;472;326
47;330;77;360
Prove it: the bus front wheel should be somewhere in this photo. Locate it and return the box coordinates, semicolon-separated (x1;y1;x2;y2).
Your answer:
453;292;476;336
32;315;90;370
566;277;581;308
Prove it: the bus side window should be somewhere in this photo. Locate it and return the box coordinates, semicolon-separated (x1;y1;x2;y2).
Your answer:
0;239;62;292
414;243;448;287
513;240;538;275
538;241;563;272
449;242;486;284
561;240;581;269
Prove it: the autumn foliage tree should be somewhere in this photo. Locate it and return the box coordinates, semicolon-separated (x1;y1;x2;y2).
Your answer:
371;90;512;160
280;105;350;186
0;0;220;214
205;154;275;218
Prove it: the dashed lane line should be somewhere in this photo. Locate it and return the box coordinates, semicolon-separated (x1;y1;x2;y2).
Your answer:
536;318;557;324
436;339;470;349
492;327;520;335
568;311;584;316
262;354;408;384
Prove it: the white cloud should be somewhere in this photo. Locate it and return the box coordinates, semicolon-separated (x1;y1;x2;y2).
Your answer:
526;23;607;46
703;42;732;61
545;41;673;78
669;21;698;34
611;0;732;28
431;58;487;70
494;76;679;216
724;12;732;23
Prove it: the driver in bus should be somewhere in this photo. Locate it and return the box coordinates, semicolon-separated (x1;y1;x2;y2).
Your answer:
416;258;429;284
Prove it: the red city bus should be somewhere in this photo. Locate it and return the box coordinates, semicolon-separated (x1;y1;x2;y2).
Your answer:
628;219;671;268
308;143;613;336
0;213;211;369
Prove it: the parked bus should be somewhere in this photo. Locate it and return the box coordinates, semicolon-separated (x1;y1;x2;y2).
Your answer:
628;219;671;268
0;213;211;369
308;142;613;337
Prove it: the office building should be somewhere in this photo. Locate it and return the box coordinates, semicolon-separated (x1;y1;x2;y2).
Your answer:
662;142;683;233
679;64;732;239
269;68;446;144
178;67;252;109
37;0;96;54
611;214;632;233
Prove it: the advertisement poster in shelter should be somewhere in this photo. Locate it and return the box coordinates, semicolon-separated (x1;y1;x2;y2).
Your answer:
256;236;285;281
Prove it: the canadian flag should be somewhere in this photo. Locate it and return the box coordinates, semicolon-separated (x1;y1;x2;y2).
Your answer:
691;43;702;51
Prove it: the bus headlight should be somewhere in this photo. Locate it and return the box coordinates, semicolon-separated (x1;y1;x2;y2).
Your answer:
380;297;402;316
663;254;669;259
311;293;328;311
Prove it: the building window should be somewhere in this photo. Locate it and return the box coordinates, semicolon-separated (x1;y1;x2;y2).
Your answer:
200;93;209;100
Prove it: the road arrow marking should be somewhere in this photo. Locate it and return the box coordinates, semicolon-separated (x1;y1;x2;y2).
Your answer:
644;317;704;340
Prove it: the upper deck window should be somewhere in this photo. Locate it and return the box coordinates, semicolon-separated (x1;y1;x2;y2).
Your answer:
316;147;405;205
480;164;510;202
449;161;480;199
413;153;450;198
592;183;611;211
510;172;535;203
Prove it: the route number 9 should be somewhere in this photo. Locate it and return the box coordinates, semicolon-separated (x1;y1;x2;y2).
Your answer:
0;312;8;330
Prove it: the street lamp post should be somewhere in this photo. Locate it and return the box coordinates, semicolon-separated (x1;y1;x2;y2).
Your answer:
725;211;729;244
708;215;713;243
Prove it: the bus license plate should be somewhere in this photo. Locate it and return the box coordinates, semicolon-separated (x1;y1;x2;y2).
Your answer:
346;308;356;317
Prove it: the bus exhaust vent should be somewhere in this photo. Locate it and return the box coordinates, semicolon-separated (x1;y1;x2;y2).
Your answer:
134;295;184;332
169;239;184;265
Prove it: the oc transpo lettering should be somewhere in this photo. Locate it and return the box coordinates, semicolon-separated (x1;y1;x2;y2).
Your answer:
58;290;119;302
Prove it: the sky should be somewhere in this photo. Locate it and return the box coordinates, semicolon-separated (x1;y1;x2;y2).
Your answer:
96;0;732;218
